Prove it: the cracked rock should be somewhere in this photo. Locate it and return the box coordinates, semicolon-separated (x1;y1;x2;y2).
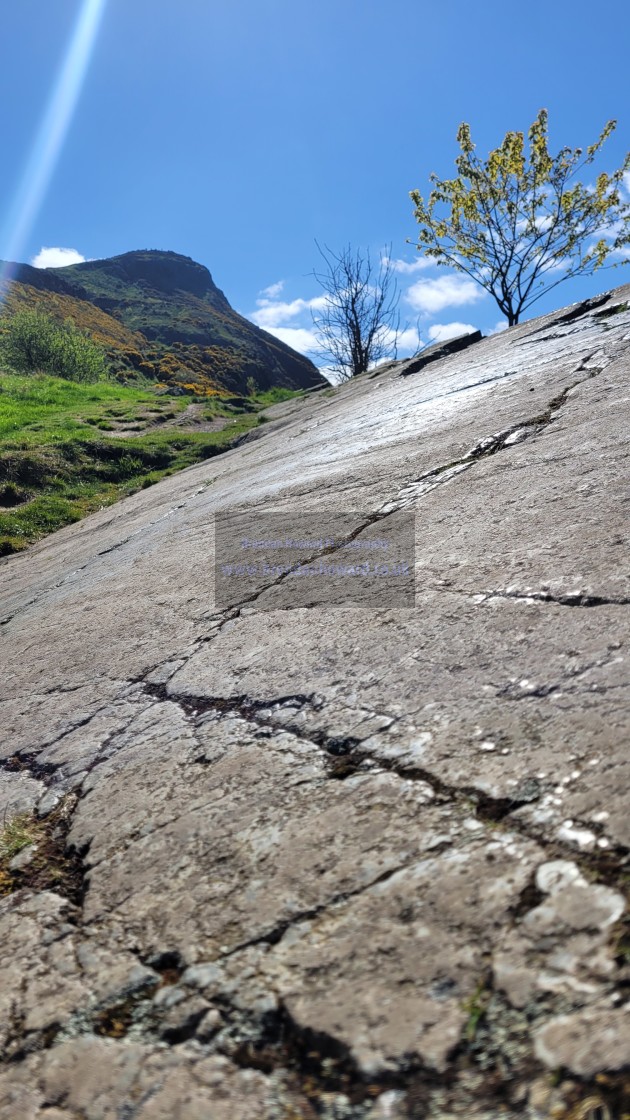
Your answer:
2;284;630;1114
0;1038;290;1120
493;860;625;1010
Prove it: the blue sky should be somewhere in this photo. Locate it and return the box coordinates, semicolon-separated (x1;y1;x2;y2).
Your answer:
1;0;629;363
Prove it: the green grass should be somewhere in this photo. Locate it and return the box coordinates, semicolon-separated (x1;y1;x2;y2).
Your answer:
202;385;299;420
462;979;491;1042
251;386;300;406
0;372;166;438
0;371;302;556
0;814;39;860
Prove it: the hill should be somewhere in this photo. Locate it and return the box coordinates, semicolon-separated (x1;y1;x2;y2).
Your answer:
1;285;630;1117
1;250;324;395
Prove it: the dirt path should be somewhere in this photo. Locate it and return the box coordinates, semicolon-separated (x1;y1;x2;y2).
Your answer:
104;402;232;438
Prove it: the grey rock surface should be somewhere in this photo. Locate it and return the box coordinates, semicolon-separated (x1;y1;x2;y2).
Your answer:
1;286;630;1117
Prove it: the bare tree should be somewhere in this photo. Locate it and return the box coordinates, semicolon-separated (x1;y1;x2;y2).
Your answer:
311;243;401;380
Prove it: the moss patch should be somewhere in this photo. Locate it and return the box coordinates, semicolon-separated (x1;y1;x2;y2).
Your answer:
0;796;84;903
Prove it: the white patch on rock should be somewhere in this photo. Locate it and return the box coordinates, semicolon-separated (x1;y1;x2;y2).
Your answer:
535;860;585;895
557;820;597;849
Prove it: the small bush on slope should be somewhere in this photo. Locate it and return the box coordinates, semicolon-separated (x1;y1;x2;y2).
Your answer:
0;308;108;383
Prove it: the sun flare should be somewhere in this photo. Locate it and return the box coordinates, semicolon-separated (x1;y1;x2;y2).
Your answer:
0;0;107;296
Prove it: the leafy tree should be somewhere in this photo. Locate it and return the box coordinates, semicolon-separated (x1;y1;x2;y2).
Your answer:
410;110;630;325
0;309;107;382
311;243;401;380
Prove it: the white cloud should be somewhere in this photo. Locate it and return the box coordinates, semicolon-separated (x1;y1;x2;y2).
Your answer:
427;322;477;343
490;319;508;334
249;283;328;354
31;246;86;269
622;170;630;197
385;256;435;275
376;325;421;355
319;366;337;384
260;279;285;299
250;277;425;362
406;273;485;314
516;214;553;234
251;291;328;330
264;325;319;353
395;326;423;354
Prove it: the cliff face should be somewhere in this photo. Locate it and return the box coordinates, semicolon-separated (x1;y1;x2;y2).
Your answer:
1;250;326;394
1;285;630;1118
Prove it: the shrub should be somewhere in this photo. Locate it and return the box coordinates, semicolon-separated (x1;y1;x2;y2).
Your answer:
0;309;108;383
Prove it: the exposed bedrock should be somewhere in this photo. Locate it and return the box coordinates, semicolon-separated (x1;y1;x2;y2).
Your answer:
1;287;630;1118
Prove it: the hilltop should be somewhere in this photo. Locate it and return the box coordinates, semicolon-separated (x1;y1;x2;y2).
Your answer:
1;249;324;395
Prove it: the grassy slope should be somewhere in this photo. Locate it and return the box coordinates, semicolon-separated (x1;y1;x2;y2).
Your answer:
0;371;298;556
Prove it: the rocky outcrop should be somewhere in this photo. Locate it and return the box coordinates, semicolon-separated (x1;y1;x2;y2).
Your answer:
397;328;483;376
1;285;630;1118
